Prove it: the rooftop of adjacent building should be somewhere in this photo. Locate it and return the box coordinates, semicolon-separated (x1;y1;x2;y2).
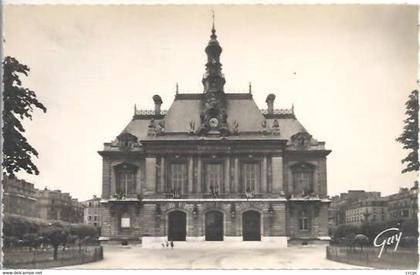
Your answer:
329;182;418;211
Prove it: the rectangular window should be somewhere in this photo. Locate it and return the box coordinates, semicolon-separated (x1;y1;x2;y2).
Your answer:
121;217;130;228
299;211;309;230
206;163;223;194
170;163;187;195
117;170;136;195
241;162;260;193
292;165;314;195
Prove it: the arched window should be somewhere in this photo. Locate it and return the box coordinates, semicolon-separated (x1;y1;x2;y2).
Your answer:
115;163;138;195
291;163;314;195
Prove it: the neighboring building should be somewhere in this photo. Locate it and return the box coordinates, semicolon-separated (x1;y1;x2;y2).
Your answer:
36;188;84;223
2;177;39;218
99;24;331;246
83;195;102;228
329;183;419;230
328;190;381;228
386;184;418;222
345;197;387;225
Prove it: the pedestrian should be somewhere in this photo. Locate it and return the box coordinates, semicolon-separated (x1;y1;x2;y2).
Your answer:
170;240;174;249
166;240;169;248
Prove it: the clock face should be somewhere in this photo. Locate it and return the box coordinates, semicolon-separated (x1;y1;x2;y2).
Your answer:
209;117;219;128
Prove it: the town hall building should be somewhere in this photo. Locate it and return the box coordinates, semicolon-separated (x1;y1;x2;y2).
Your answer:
99;23;331;246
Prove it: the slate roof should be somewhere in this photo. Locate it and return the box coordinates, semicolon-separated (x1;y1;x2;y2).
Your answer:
115;92;310;144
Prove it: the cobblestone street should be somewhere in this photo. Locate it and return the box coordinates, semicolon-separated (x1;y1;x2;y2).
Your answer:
62;244;363;269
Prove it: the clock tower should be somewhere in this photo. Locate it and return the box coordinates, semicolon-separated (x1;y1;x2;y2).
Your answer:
198;19;229;136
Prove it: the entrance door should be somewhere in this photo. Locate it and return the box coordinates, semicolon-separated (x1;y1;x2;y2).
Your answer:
205;211;223;241
168;211;186;241
242;211;261;241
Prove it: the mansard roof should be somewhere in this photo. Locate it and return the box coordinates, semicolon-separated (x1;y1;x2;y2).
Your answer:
102;25;329;153
116;92;309;144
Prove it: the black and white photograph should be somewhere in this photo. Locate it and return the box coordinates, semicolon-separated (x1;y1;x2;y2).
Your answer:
1;1;419;272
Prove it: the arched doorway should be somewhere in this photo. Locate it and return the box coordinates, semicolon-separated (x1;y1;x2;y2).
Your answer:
205;211;223;241
242;210;261;241
168;211;186;241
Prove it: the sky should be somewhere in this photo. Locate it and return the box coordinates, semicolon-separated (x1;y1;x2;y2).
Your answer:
4;5;418;201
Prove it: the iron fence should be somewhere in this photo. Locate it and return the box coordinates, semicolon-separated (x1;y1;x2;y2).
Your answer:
326;245;418;269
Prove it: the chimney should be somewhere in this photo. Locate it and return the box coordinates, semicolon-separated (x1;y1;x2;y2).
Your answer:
265;94;276;114
152;95;163;115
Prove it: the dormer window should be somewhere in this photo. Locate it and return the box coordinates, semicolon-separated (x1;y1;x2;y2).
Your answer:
117;132;138;149
291;132;312;149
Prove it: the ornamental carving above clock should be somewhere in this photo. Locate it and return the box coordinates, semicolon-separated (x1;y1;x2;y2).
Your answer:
209;117;219;128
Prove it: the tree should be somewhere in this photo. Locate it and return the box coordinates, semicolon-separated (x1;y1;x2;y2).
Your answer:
2;56;47;176
70;224;98;250
41;222;68;260
396;90;419;174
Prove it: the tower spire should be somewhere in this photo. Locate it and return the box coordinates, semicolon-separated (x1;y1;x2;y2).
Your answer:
202;11;225;94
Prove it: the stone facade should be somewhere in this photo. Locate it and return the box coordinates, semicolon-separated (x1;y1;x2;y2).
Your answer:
36;188;84;223
386;185;418;222
344;198;387;225
83;195;103;228
99;24;331;246
2;177;39;218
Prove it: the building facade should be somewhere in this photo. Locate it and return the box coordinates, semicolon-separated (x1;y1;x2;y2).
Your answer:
36;188;84;223
99;25;331;246
386;185;418;222
328;190;381;228
83;195;103;228
2;177;39;218
344;198;387;226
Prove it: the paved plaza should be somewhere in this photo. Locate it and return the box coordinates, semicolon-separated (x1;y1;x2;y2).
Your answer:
63;243;362;269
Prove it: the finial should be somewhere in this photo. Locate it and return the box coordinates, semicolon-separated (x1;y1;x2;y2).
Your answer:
134;104;137;115
212;10;215;32
210;10;216;38
292;103;294;114
176;82;179;94
249;82;252;94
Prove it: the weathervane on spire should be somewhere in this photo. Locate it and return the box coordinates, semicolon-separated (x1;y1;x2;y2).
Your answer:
212;9;215;30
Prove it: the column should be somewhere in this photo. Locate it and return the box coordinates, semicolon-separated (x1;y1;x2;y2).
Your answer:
224;157;230;193
136;164;142;194
188;156;194;193
160;157;165;193
145;157;156;195
234;157;239;193
196;158;201;193
102;158;111;199
272;156;283;193
261;156;267;193
110;162;116;196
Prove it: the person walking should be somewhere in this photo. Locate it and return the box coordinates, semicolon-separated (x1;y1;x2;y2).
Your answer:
170;240;174;249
